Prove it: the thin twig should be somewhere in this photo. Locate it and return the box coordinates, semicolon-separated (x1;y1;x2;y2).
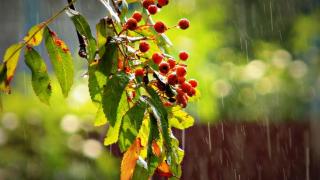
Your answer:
4;0;79;63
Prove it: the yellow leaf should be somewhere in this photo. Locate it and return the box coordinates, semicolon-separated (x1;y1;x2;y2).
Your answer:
121;138;142;180
169;106;195;130
94;105;108;126
1;43;24;92
24;23;45;47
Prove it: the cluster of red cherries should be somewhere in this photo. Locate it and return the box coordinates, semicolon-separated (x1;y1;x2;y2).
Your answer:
124;0;198;108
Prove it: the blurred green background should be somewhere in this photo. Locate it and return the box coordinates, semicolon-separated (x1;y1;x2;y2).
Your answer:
0;0;320;179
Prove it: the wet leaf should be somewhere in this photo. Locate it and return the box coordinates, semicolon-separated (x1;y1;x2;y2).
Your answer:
144;86;171;152
44;27;74;97
102;72;130;126
88;43;117;104
119;99;148;152
146;112;161;175
132;158;150;180
169;106;194;130
24;23;45;47
0;43;24;92
96;18;114;53
121;138;142;180
104;92;129;145
94;105;107;126
67;9;97;62
24;47;51;104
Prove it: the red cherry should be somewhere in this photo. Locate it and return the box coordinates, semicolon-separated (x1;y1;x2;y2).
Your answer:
132;11;142;22
188;79;198;88
139;41;150;53
178;18;190;30
148;5;158;15
176;66;186;77
126;18;138;30
158;0;169;7
187;87;196;97
180;82;192;93
163;101;173;107
167;73;178;85
179;51;189;61
154;21;167;33
176;93;187;108
177;76;186;84
142;0;155;9
159;62;170;74
152;52;164;64
167;58;176;69
135;68;144;77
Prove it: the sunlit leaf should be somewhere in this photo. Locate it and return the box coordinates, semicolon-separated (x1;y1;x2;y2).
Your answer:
167;135;184;178
23;23;45;47
119;99;148;152
132;158;149;180
67;9;97;62
119;0;128;21
88;43;117;104
144;86;171;152
24;47;52;104
120;138;142;180
102;72;130;126
146;112;161;175
137;115;150;158
168;106;194;130
0;43;24;92
44;27;74;97
94;105;108;126
104;92;129;145
96;18;114;53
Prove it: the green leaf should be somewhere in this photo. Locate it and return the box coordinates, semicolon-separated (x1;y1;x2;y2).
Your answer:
24;48;52;104
67;10;97;62
119;0;128;21
96;18;114;53
102;72;130;126
144;86;171;152
88;43;117;103
44;27;74;97
94;105;107;126
119;99;148;152
167;135;184;178
168;106;195;130
104;92;129;145
0;43;24;92
147;112;161;175
132;158;149;180
24;23;45;47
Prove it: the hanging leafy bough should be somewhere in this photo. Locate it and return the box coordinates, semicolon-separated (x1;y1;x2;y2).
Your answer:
0;0;198;179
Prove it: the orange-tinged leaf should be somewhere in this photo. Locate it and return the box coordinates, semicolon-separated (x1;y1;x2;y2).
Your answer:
24;23;45;47
156;161;173;178
44;27;74;97
152;140;161;157
0;43;23;92
121;138;142;180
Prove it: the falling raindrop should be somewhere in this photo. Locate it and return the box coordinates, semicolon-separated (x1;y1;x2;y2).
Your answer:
207;122;212;152
265;118;272;159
